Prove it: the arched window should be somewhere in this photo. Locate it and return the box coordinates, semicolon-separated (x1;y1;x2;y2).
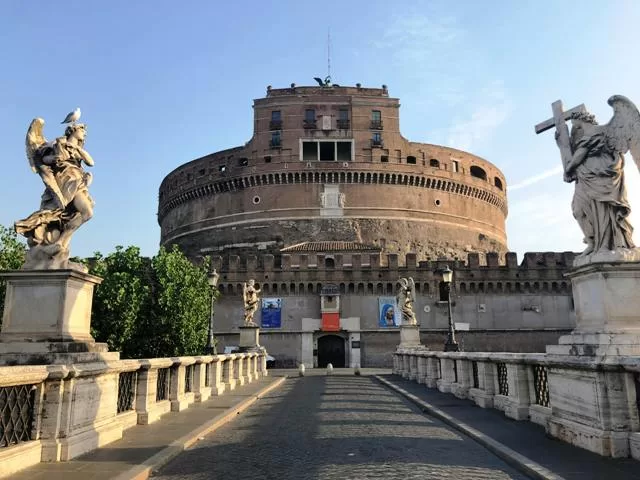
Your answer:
494;177;503;190
430;159;440;168
325;257;335;269
470;166;487;181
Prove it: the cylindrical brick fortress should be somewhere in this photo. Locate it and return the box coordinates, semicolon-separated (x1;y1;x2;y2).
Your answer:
158;85;508;259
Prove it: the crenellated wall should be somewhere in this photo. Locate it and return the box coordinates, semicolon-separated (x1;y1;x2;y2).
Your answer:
211;251;577;367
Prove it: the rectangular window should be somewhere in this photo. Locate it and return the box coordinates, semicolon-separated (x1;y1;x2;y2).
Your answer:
271;131;281;147
302;142;318;161
305;109;316;121
372;132;382;146
339;108;349;120
451;160;459;173
271;111;281;121
301;140;353;161
371;110;381;122
337;142;351;161
381;155;389;163
319;142;335;161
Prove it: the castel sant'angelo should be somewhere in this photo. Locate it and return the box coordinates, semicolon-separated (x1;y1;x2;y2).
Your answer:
158;82;575;368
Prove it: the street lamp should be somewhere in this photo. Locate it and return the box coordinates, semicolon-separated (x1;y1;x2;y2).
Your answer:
206;268;220;355
440;265;459;352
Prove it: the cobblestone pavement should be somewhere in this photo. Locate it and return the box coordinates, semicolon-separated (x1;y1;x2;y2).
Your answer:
153;376;529;480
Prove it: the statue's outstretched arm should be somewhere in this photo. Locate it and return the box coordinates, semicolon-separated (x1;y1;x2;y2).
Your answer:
565;147;588;174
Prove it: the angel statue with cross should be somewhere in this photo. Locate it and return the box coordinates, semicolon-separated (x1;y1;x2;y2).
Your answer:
536;96;640;263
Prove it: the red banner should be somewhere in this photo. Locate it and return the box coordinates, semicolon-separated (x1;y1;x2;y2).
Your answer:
321;312;340;331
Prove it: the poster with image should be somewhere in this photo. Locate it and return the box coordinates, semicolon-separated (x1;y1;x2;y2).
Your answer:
261;298;282;328
378;296;399;327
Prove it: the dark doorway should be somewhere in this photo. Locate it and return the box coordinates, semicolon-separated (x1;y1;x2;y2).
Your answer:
317;335;345;368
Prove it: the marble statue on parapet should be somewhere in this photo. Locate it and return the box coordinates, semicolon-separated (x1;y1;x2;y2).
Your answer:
536;95;640;265
397;277;417;325
243;279;261;326
16;110;94;270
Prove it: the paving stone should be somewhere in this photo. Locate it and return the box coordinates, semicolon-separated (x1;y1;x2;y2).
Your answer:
153;376;528;480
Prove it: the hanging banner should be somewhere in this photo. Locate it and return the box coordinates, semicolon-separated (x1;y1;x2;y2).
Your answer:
321;312;340;331
261;298;282;328
378;296;399;327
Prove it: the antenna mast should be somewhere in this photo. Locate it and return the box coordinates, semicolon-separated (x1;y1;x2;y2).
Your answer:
327;28;331;81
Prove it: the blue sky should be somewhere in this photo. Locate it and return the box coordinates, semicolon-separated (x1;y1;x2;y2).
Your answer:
2;1;640;259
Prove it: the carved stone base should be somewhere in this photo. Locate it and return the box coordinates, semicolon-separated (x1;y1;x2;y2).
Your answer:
399;324;421;347
546;366;637;457
547;260;640;356
0;269;114;365
572;247;640;268
238;325;260;351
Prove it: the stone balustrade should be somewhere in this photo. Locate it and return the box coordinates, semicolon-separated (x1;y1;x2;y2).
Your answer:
0;352;267;478
393;348;640;460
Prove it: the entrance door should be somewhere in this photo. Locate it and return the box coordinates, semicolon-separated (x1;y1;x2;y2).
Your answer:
317;335;345;368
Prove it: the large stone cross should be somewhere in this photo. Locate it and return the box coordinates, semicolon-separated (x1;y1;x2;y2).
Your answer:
535;100;586;169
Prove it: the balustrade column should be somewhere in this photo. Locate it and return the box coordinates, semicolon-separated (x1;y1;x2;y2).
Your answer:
417;355;428;384
223;355;237;391
209;356;226;396
437;358;455;393
425;357;439;388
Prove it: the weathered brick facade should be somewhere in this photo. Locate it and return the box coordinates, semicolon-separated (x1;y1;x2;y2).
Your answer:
158;84;575;367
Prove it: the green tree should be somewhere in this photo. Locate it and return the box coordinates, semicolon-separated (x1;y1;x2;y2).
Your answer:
144;245;211;357
88;244;212;359
88;246;151;357
0;225;26;323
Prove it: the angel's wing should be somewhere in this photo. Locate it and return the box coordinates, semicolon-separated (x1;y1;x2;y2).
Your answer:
605;95;640;171
25;118;47;173
408;277;416;300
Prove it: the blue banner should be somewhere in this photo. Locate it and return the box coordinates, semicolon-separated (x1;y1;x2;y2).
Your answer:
378;296;399;327
261;298;282;328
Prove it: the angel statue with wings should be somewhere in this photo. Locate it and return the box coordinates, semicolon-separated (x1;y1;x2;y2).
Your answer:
16;114;95;270
551;96;640;261
242;279;261;327
397;277;417;326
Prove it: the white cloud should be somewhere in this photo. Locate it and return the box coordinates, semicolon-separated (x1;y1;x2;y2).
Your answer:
509;165;563;191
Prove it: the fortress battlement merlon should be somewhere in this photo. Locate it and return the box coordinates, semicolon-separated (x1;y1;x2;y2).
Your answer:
211;251;575;298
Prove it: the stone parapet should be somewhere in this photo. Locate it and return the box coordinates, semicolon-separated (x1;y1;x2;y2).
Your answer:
0;351;267;478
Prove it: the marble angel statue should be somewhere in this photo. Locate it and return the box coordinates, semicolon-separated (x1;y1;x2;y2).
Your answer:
397;277;417;326
243;279;261;326
16;114;95;270
555;95;640;260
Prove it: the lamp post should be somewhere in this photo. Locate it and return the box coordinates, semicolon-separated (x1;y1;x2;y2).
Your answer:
206;268;220;355
440;265;459;352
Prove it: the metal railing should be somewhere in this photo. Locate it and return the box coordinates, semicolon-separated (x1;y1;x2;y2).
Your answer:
533;365;549;407
117;371;137;413
156;367;170;402
0;384;36;447
497;363;509;396
184;364;195;393
472;361;479;389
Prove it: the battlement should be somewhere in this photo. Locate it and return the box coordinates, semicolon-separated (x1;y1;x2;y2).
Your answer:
212;251;576;298
212;251;575;273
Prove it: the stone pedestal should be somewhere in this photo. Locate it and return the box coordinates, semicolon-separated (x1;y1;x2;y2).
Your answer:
545;260;640;457
547;261;640;356
399;324;421;347
238;325;260;351
0;269;118;365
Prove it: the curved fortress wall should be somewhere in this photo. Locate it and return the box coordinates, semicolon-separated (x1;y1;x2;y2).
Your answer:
158;85;508;259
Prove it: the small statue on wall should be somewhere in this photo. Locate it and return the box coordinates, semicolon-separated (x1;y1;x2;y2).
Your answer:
536;95;640;263
17;110;94;270
397;277;417;326
243;279;261;326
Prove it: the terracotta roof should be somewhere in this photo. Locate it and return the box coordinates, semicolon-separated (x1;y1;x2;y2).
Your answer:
280;241;381;253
